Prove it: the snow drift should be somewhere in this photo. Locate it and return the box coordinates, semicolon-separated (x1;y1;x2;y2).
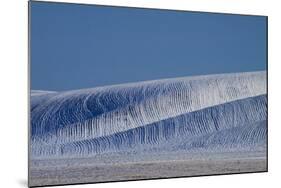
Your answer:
30;71;267;158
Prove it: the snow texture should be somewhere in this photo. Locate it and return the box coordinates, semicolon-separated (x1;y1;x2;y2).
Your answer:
30;71;267;159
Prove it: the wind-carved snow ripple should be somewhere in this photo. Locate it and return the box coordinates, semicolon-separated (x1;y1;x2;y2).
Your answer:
58;95;267;156
30;71;267;158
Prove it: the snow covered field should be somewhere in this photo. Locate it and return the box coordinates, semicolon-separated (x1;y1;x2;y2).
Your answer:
29;71;267;187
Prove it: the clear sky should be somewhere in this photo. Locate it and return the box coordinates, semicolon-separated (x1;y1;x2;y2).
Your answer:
30;1;267;91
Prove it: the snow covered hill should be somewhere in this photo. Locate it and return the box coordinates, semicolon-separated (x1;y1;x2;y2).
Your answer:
30;71;267;158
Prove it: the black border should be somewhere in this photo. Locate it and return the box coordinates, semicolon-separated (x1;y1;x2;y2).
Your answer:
28;1;269;187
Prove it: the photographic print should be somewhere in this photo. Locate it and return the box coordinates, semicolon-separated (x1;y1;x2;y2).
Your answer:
29;1;268;187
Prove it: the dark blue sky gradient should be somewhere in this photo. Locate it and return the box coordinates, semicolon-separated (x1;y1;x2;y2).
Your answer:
31;2;267;91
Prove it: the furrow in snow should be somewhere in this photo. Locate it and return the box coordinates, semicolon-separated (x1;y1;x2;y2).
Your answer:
31;71;266;145
31;94;267;157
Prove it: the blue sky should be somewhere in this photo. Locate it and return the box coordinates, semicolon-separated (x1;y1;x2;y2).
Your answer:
31;2;267;91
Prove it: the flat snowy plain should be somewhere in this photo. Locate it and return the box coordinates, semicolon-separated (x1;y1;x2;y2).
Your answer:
29;71;267;187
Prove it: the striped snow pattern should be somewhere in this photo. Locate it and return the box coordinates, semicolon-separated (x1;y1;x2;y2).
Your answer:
30;71;267;158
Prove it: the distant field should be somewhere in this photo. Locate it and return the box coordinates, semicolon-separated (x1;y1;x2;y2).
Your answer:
29;151;267;187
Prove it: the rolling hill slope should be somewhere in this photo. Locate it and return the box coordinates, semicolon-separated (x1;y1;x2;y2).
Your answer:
30;71;267;159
